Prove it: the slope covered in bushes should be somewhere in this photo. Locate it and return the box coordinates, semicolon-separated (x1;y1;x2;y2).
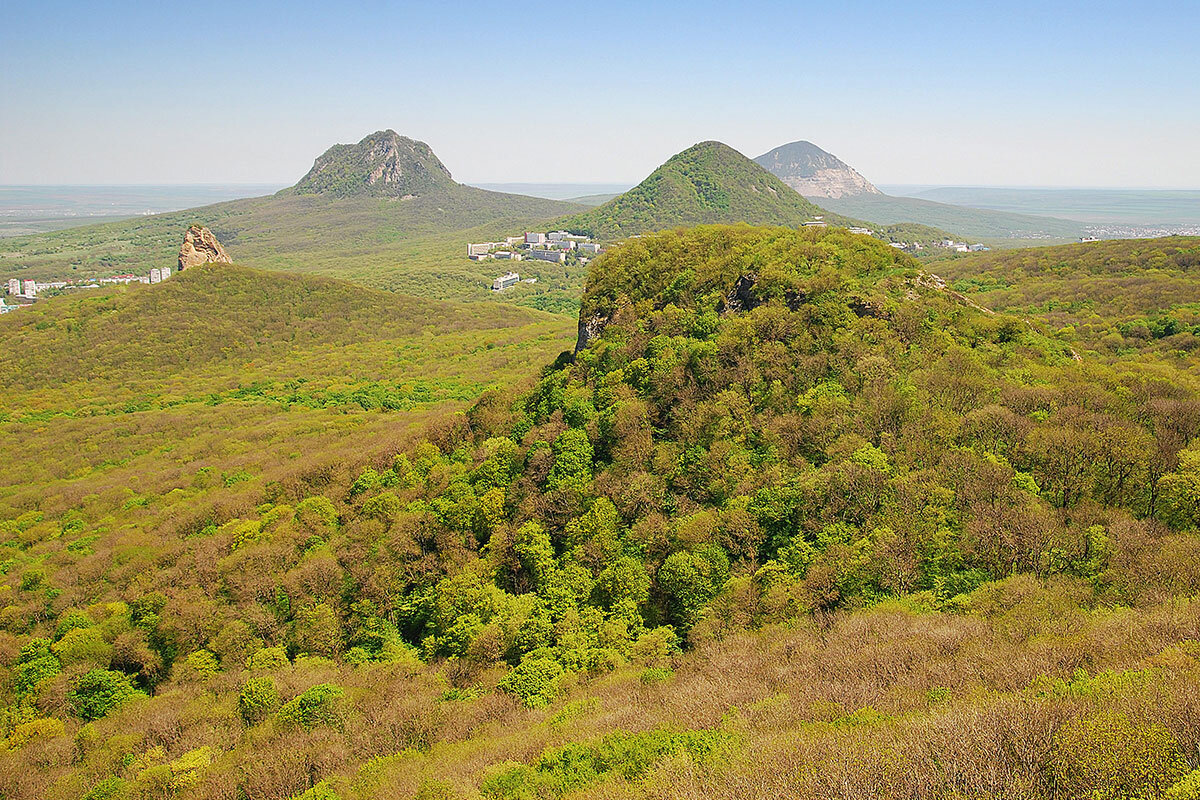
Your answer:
4;226;1200;799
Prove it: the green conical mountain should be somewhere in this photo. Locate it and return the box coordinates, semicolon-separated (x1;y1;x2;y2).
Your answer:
291;129;457;198
555;141;828;239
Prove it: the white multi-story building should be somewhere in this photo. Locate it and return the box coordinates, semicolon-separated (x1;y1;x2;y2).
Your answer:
524;232;546;245
492;271;521;291
6;278;19;296
21;279;37;297
467;242;496;256
578;242;602;255
161;266;172;280
149;268;163;284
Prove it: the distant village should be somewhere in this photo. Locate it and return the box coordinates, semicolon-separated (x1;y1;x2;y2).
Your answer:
1;267;175;313
468;230;604;291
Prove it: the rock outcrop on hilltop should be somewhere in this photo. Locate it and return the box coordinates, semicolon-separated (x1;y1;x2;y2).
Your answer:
178;225;233;271
291;130;456;198
755;140;882;199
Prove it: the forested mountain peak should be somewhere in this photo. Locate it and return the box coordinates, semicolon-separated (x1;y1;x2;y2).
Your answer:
555;141;828;239
291;129;457;198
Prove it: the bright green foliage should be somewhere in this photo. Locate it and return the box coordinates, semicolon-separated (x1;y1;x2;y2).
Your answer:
181;649;220;681
68;669;142;720
1158;448;1200;530
513;521;556;589
1052;712;1189;800
1166;770;1200;800
498;656;564;708
657;547;730;630
238;676;281;724
246;646;290;671
276;683;345;730
82;777;127;800
12;638;61;697
555;141;825;239
296;496;339;533
51;626;111;666
547;429;594;492
594;556;651;609
292;780;341;800
481;728;735;798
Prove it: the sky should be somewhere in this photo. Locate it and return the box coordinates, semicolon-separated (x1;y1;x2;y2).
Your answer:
2;0;1199;188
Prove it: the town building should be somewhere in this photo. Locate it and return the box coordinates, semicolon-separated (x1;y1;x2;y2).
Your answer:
6;279;19;296
150;268;163;284
467;242;497;256
578;242;602;255
494;251;521;260
529;249;565;263
162;266;172;280
802;220;828;228
848;227;873;235
524;232;547;245
492;271;521;291
21;279;37;297
1080;236;1100;243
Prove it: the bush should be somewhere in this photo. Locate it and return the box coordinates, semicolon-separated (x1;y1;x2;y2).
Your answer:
82;777;127;800
498;655;564;708
639;667;674;684
239;676;280;724
276;683;345;730
69;669;142;720
1167;770;1200;800
246;645;290;671
1052;711;1189;800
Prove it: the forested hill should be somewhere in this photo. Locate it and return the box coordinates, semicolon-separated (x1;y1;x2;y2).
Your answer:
6;225;1200;799
938;235;1200;356
554;141;828;239
0;263;552;393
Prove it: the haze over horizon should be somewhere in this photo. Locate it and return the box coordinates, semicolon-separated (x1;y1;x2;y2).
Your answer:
3;0;1199;188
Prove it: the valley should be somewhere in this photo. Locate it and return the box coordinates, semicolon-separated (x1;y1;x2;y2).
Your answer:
2;130;1200;800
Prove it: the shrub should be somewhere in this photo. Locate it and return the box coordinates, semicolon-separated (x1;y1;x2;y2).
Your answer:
639;667;674;684
276;683;345;730
498;655;564;708
82;777;127;800
295;781;341;800
1052;711;1189;800
180;649;220;681
1167;770;1200;800
69;669;142;720
296;496;339;533
246;645;290;671
239;676;280;724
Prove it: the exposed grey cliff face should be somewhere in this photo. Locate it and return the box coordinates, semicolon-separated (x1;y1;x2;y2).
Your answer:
754;140;882;199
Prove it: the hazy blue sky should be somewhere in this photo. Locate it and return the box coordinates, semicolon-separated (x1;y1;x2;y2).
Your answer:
2;0;1198;187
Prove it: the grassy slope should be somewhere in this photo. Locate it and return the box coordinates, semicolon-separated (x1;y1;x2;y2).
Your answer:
816;192;1087;243
0;186;583;302
0;263;574;511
